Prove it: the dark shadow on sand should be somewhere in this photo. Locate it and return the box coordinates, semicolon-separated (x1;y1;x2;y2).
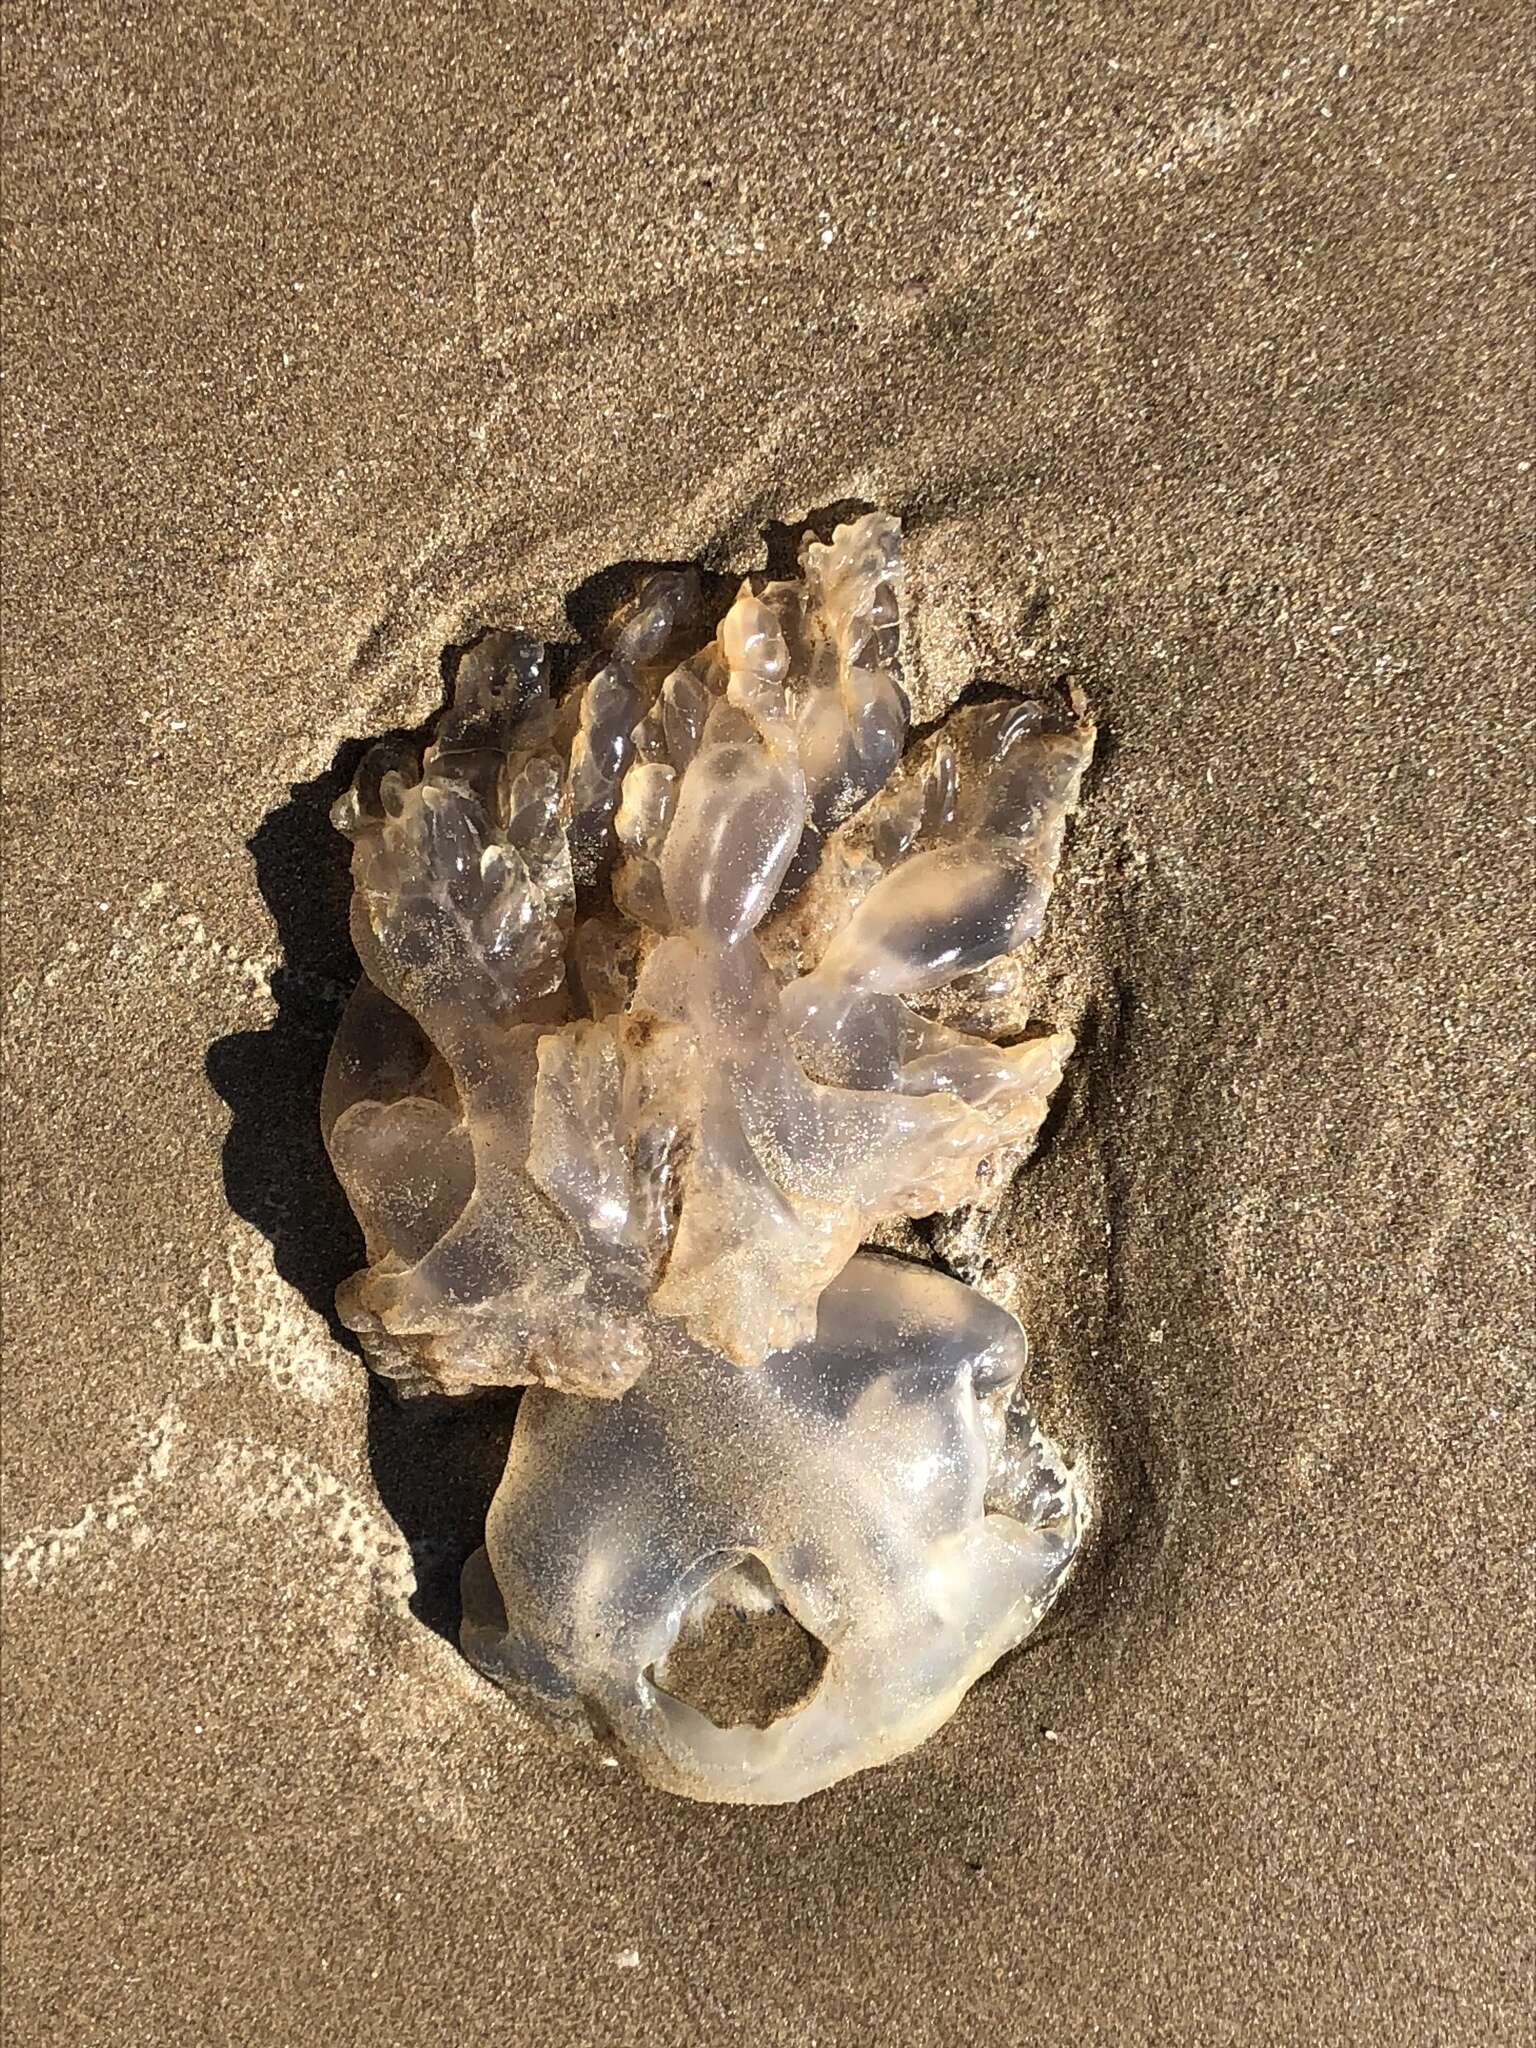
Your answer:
205;726;524;1643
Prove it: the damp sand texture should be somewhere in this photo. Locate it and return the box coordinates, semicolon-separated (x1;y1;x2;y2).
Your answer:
3;5;1533;2047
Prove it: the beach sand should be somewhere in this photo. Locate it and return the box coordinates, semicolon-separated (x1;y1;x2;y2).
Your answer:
3;3;1532;2042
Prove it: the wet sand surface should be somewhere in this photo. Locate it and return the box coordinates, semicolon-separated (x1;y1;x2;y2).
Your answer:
3;4;1532;2042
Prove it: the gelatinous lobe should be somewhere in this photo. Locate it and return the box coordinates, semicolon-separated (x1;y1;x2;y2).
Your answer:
324;512;1094;1801
462;1254;1084;1804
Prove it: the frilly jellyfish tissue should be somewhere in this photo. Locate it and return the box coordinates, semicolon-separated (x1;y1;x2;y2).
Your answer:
323;511;1094;1803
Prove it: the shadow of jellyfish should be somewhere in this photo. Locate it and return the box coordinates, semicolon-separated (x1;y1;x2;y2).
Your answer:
205;738;516;1643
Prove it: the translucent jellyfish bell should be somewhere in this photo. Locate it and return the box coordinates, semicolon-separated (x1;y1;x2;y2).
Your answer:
462;1255;1087;1804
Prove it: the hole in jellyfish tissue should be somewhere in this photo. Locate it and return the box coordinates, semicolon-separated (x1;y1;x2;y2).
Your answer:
653;1556;828;1731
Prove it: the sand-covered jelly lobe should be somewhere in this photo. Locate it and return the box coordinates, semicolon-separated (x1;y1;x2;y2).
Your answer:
323;511;1094;1800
